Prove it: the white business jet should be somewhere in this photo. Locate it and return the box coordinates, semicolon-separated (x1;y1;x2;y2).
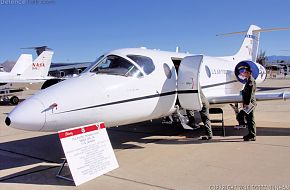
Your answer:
0;50;54;104
5;25;290;131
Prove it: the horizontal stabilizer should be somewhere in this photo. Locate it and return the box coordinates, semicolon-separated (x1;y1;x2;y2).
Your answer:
21;46;53;56
216;27;290;36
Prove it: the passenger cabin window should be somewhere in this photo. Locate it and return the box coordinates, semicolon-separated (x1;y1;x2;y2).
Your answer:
90;55;143;78
127;55;155;75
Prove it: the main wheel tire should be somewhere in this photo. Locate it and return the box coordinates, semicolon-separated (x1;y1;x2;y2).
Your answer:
10;96;19;105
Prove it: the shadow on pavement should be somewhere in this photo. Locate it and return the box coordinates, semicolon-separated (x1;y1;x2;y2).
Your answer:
0;119;289;186
1;165;74;186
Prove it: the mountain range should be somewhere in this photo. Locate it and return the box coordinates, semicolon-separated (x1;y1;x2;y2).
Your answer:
1;60;15;72
266;55;290;62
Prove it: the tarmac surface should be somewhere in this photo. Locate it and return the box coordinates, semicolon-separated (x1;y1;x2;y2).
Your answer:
0;79;290;190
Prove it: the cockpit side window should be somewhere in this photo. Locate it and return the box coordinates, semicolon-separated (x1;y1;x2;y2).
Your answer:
127;55;155;75
90;55;143;78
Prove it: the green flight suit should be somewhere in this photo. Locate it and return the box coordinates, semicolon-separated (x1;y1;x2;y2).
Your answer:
242;75;257;137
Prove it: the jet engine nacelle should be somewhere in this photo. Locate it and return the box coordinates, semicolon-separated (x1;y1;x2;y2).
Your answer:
41;78;64;89
234;60;266;84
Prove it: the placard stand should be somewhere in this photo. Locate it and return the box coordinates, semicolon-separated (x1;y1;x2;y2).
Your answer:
56;122;119;186
56;159;74;182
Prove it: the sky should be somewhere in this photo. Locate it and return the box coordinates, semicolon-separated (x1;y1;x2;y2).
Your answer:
0;0;290;63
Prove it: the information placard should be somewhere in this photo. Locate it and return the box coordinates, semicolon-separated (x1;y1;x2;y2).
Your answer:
58;122;119;186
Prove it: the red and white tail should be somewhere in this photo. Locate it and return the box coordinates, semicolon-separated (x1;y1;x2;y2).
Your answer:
21;51;54;78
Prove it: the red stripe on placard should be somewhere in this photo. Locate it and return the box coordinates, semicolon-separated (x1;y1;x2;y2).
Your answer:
99;122;105;129
58;123;105;139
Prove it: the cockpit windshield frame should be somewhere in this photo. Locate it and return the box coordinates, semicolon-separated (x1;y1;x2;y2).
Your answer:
88;54;144;78
83;54;105;73
127;54;155;75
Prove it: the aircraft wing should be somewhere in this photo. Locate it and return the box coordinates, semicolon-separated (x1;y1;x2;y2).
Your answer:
0;77;54;84
208;91;290;104
0;79;45;84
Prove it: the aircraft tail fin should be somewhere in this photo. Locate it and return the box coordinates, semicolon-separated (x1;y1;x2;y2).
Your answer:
234;25;261;62
21;51;54;78
218;25;290;62
10;54;33;75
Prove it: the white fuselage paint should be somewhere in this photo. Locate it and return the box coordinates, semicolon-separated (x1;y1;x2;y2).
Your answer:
7;48;266;132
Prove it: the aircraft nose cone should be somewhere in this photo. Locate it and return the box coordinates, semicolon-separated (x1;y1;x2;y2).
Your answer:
5;117;11;126
6;98;46;131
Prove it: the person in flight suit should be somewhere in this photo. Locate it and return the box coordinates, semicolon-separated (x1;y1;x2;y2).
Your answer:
240;66;257;141
187;90;213;140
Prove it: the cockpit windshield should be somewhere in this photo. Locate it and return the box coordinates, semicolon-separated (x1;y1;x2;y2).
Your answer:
90;55;143;78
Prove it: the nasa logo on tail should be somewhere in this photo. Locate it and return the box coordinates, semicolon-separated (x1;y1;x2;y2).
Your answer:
32;63;45;70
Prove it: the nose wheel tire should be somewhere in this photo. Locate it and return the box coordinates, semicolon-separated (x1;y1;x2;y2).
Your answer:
10;96;19;105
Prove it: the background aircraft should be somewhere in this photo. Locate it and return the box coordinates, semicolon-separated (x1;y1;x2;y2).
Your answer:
0;49;54;105
5;25;290;131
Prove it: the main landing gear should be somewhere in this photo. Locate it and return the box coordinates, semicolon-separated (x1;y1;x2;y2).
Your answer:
9;96;20;105
2;96;20;105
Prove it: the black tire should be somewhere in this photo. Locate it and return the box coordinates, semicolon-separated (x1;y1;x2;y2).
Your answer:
10;96;19;105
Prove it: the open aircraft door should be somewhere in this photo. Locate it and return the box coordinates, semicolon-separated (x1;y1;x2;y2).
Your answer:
177;55;203;111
